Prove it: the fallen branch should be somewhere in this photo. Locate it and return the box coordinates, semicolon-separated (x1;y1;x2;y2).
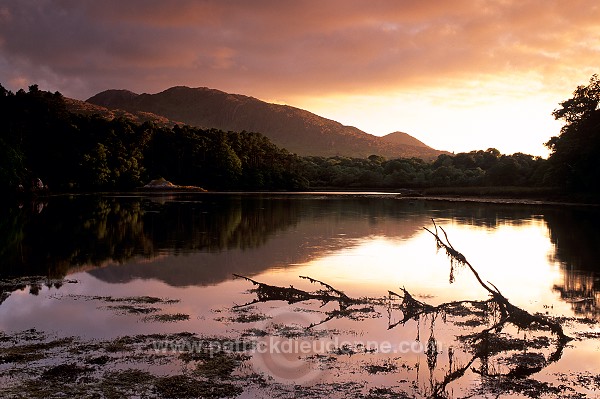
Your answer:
232;222;574;399
232;274;364;310
300;275;350;301
387;287;493;329
423;219;571;343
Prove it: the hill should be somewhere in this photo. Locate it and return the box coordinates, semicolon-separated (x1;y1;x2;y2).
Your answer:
381;131;429;148
63;97;181;128
87;86;447;160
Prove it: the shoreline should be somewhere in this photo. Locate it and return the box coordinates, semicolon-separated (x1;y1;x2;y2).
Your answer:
9;187;600;208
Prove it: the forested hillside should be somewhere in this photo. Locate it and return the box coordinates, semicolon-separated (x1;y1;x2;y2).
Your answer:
0;84;308;192
2;81;597;198
87;86;447;160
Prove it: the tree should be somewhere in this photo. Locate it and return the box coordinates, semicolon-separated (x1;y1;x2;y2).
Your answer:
546;75;600;192
486;156;519;185
0;138;25;189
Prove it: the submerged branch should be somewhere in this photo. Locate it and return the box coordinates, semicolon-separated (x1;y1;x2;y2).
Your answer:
423;224;498;298
387;288;495;330
232;274;365;310
423;220;571;344
232;274;330;307
231;221;575;399
299;275;350;301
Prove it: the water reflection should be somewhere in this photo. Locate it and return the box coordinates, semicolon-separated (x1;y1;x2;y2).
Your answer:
2;194;600;397
1;194;436;282
553;272;600;319
545;207;600;319
1;194;600;318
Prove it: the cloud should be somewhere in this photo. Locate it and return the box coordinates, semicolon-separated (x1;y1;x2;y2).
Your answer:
0;0;598;155
1;0;598;100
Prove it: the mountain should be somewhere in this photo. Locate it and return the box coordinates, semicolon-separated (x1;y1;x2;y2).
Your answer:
381;131;429;148
86;86;447;160
63;97;181;128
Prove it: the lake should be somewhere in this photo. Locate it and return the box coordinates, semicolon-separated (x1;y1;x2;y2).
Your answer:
0;193;599;398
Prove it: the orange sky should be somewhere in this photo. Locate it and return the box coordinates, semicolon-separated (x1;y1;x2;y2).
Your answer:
1;0;599;156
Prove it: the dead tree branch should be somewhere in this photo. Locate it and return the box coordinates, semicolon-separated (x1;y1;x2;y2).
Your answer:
423;220;571;344
232;274;365;310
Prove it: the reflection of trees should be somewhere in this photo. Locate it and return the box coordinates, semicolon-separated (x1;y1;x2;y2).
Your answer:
0;195;305;279
4;195;600;318
545;208;600;270
545;208;600;319
0;276;72;307
425;201;546;228
0;206;26;271
0;197;150;278
87;196;441;287
0;194;449;289
0;195;442;281
3;196;596;283
553;272;600;319
143;195;300;253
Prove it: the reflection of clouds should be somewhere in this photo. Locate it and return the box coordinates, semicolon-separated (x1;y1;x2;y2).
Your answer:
0;272;252;339
272;220;561;308
5;196;600;330
3;198;600;396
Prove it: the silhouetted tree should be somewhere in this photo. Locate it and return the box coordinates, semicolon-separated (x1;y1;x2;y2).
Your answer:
546;74;600;192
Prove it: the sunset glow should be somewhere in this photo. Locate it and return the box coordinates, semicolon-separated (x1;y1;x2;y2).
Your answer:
1;1;599;155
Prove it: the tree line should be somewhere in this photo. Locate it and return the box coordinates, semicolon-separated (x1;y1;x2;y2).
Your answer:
301;149;547;189
1;77;599;195
0;84;308;192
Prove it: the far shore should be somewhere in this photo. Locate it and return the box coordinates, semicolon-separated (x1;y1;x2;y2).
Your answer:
14;185;594;208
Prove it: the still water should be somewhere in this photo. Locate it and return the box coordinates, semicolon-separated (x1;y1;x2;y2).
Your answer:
0;193;599;398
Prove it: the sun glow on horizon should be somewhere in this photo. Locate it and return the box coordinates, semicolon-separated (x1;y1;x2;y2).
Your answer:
2;2;598;157
291;75;570;157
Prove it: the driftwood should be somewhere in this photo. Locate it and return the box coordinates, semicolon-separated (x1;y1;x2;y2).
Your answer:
232;274;362;309
422;219;571;343
388;220;572;397
233;220;573;398
232;274;374;327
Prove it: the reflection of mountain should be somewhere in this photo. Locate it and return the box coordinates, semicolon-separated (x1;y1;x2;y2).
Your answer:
545;208;600;319
3;194;600;299
85;197;557;286
6;194;525;286
87;196;433;286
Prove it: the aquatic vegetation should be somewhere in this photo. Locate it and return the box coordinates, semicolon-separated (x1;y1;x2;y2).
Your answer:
143;313;190;323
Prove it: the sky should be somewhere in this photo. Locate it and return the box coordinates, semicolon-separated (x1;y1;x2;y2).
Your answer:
1;0;599;157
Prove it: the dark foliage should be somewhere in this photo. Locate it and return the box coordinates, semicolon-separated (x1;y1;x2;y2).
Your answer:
4;80;598;194
300;149;547;189
546;74;600;193
0;84;308;192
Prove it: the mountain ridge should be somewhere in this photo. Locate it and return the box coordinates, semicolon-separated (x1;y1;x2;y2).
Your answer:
86;86;448;160
63;96;182;128
381;131;429;148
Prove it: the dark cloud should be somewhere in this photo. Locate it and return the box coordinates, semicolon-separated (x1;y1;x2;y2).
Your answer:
0;0;599;101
